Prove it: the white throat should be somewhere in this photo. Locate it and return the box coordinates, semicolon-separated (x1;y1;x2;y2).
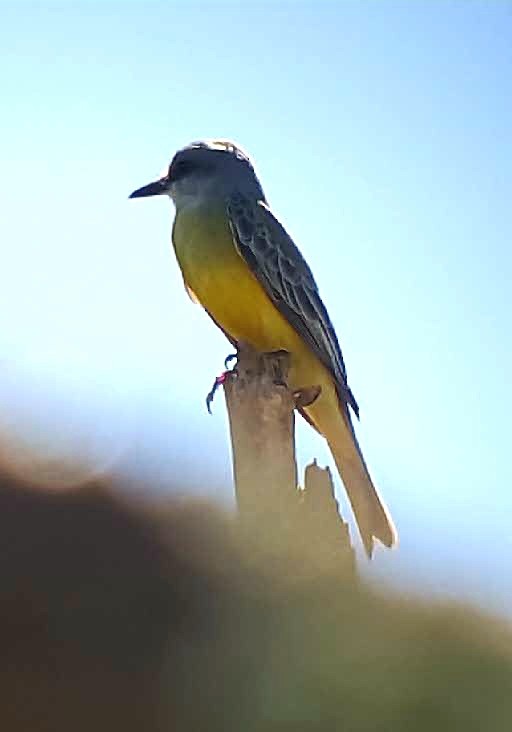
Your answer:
169;174;228;211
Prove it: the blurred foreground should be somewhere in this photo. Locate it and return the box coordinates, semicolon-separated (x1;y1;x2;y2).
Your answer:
1;463;512;731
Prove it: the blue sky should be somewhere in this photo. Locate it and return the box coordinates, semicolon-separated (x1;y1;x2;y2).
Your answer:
1;1;511;614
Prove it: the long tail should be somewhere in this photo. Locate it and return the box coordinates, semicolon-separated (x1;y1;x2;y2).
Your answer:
326;411;397;558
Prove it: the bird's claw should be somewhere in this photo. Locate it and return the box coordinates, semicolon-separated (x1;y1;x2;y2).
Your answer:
206;372;229;414
206;352;240;413
293;385;321;408
224;352;237;369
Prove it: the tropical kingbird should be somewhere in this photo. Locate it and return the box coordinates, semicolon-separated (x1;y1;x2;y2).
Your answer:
130;140;397;556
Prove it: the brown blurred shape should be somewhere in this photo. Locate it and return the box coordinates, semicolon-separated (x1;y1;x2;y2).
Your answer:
1;464;511;732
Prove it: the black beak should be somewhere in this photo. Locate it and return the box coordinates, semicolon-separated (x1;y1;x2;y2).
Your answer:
129;177;169;199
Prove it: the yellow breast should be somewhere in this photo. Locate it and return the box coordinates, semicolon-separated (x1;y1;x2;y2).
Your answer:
171;204;334;407
173;205;289;349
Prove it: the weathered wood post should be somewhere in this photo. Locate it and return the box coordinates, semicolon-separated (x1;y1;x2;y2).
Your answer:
223;345;297;522
223;343;355;576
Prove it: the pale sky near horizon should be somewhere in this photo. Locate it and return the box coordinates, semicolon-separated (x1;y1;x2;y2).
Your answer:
1;1;511;615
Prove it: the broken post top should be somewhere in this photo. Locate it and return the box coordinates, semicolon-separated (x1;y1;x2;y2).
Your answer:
231;344;292;391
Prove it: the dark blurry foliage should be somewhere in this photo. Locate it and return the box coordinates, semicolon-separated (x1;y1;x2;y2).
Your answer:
0;467;511;732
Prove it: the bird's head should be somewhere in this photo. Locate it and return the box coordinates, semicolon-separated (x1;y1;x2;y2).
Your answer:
129;140;265;208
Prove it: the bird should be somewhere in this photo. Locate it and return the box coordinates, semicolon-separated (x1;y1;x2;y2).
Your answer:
129;139;397;557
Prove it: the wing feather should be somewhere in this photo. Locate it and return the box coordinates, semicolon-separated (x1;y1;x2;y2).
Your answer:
227;194;359;418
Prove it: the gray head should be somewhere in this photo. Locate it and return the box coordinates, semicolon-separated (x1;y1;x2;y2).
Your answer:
129;140;266;209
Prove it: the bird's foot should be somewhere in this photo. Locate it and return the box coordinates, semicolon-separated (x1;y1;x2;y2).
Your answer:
206;352;239;413
206;372;229;414
224;352;237;369
206;349;295;412
293;385;322;408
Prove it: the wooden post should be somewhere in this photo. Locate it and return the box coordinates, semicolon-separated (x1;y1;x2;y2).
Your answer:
223;345;297;523
223;344;355;576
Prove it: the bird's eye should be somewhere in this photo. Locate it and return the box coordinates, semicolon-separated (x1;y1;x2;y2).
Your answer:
170;160;193;181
